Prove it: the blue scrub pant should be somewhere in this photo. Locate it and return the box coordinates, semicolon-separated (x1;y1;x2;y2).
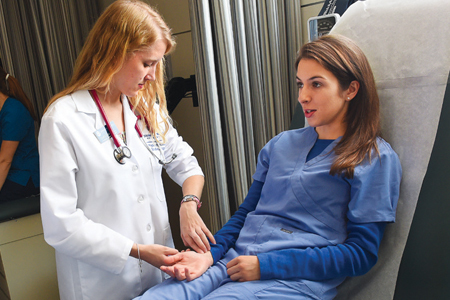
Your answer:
134;249;320;300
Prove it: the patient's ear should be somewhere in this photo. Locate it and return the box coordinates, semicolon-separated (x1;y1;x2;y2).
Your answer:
345;80;360;101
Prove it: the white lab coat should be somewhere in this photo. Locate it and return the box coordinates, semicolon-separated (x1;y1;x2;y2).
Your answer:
39;90;203;300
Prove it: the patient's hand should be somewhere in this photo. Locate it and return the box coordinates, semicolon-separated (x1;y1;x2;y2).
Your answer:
226;255;260;282
160;250;214;281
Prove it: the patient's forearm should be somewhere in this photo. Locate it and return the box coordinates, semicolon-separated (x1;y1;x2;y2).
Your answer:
210;180;263;263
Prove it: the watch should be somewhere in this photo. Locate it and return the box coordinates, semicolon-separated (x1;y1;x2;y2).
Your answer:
181;195;202;210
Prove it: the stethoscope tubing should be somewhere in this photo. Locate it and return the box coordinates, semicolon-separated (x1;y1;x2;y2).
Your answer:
91;90;125;149
91;90;176;165
134;115;177;166
138;136;176;165
91;90;132;164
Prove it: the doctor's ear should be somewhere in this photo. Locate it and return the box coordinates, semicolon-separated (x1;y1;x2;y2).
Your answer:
345;80;360;101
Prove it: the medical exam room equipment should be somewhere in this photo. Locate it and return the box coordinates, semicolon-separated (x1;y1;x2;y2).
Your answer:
1;0;449;299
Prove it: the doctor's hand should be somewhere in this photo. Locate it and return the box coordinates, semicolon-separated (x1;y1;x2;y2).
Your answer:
160;250;213;281
227;255;261;282
131;244;180;269
179;201;216;254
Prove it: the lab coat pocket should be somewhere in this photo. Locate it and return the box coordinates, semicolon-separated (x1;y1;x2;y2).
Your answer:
149;157;165;202
77;259;138;300
162;224;174;280
162;224;174;249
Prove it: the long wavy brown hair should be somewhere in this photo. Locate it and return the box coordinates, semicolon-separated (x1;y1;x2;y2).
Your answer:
0;67;38;121
296;35;380;178
45;0;175;140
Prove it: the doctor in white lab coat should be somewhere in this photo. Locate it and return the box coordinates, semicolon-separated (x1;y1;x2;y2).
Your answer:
38;1;214;299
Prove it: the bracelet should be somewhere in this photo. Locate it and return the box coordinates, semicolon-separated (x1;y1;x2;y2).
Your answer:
136;243;142;273
181;194;202;210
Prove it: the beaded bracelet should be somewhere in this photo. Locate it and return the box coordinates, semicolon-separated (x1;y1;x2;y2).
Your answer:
180;194;202;210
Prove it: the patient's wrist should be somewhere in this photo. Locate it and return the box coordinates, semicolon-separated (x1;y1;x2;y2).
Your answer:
203;251;214;266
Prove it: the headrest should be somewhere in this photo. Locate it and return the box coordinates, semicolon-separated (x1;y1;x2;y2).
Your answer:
330;0;450;299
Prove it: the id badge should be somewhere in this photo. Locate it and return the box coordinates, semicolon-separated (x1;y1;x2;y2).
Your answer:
94;121;120;143
143;133;165;152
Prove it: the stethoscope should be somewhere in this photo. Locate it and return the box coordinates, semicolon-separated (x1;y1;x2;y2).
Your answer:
91;90;176;165
134;114;177;166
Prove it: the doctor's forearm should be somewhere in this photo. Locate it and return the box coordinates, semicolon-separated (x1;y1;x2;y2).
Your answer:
179;174;215;252
181;175;204;199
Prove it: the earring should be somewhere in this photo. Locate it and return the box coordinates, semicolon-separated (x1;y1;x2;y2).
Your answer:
347;97;350;100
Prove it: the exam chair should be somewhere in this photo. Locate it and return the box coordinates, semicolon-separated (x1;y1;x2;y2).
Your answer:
323;0;449;299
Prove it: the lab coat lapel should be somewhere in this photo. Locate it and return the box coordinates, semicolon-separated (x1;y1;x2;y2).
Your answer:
71;90;103;129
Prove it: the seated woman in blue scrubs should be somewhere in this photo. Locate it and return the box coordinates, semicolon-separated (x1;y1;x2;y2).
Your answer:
0;66;40;202
135;35;402;300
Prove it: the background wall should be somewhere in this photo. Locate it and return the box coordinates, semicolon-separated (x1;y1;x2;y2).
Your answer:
98;0;324;249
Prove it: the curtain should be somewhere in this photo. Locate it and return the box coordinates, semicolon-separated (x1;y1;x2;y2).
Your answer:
189;0;302;232
0;0;100;121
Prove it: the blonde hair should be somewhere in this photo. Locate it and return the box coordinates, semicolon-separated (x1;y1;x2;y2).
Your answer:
45;0;175;140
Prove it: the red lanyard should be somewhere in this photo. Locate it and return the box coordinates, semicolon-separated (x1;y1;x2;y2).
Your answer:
90;90;123;148
129;103;151;138
134;115;150;138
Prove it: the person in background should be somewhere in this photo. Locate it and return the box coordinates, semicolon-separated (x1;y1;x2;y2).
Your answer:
39;1;214;299
134;35;402;300
0;66;39;202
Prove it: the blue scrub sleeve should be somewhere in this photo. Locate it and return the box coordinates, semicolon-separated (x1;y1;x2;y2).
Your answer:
257;221;387;281
210;180;263;263
2;99;30;141
347;140;402;223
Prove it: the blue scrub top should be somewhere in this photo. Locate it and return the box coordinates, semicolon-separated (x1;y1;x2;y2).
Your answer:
0;97;39;187
236;126;400;254
233;126;401;296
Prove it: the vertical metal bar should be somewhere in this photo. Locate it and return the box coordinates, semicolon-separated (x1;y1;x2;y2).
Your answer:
286;0;303;116
188;0;230;230
231;0;257;189
242;0;270;153
266;0;290;133
258;0;277;138
211;0;248;207
0;2;13;74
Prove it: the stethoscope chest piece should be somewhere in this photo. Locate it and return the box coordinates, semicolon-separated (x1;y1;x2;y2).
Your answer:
114;146;132;164
91;90;177;166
